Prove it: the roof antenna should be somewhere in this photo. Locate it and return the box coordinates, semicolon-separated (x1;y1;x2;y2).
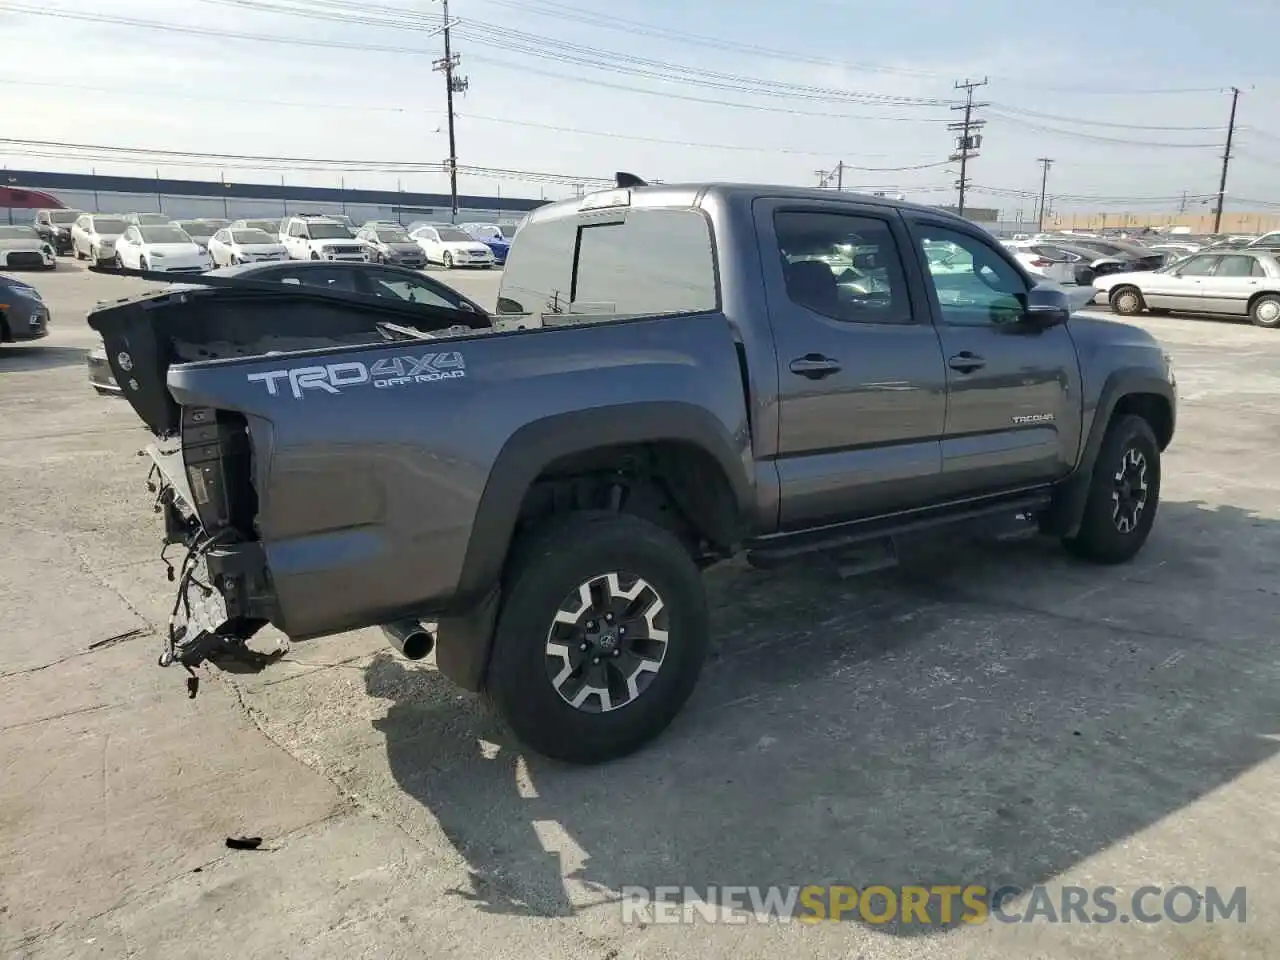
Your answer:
615;172;647;188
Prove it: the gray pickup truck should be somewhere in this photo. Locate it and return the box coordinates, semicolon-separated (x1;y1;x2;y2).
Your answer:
91;178;1176;763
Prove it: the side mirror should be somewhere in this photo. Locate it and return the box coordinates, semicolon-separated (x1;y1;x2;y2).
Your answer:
1020;287;1070;329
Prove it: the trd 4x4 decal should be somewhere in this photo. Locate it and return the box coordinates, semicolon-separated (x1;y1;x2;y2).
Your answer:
247;351;466;398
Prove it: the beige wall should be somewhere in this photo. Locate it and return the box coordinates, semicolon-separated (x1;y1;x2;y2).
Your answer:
1044;211;1280;234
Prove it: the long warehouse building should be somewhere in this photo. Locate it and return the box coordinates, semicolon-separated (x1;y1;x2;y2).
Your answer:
0;169;548;227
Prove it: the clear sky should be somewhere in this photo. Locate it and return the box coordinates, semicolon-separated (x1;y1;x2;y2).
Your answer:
2;0;1278;213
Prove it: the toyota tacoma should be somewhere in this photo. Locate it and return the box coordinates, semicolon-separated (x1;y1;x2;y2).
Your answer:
89;178;1176;764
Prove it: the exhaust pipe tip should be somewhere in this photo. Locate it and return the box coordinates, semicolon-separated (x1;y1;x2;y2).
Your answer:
382;619;435;661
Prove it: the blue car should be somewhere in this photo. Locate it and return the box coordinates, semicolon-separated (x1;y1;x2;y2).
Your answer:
459;223;512;264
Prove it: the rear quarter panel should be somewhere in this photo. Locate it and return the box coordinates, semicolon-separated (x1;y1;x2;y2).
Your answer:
166;314;752;638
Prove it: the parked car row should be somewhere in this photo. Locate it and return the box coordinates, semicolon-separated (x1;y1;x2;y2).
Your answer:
22;206;516;272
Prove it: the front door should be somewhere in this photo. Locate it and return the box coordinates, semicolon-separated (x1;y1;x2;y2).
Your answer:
754;199;949;531
904;218;1083;497
1141;254;1220;311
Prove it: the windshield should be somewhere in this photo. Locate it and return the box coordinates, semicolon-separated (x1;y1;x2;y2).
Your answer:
240;220;277;232
375;228;410;242
51;211;81;224
308;222;353;239
233;229;274;244
436;227;472;242
135;214;172;225
140;226;192;243
92;218;127;234
0;226;38;239
178;222;214;238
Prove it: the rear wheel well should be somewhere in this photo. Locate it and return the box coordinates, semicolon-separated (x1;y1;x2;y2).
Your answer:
1111;392;1172;450
1248;290;1280;310
514;441;740;564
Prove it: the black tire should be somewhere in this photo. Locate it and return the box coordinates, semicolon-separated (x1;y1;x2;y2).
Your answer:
113;254;123;270
140;257;149;272
310;251;321;261
1249;294;1280;329
1109;285;1144;316
486;511;710;764
1062;414;1161;564
442;251;453;269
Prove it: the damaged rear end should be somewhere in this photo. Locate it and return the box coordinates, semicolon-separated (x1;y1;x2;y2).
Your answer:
88;280;482;686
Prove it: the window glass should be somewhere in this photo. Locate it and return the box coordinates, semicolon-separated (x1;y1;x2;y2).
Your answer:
1215;255;1255;278
916;225;1026;326
1176;255;1220;277
496;213;576;315
571;209;717;317
364;270;459;309
270;267;357;291
773;210;912;324
1252;259;1267;278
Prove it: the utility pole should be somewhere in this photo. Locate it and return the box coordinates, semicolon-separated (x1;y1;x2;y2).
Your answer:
1179;190;1188;214
433;0;468;221
1213;86;1240;234
814;162;844;190
949;77;988;218
1035;157;1053;231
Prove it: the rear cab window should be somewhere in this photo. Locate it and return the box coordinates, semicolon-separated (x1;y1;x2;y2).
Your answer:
497;204;718;322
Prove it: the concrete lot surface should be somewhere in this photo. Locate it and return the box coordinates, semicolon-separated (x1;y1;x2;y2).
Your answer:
2;261;1279;959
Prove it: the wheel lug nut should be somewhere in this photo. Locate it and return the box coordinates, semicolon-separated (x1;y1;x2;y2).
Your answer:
605;613;613;622
612;650;620;657
586;620;596;631
580;643;588;651
592;657;600;665
618;626;626;635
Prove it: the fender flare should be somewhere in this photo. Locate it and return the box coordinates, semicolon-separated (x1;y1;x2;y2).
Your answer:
453;401;752;607
1045;368;1175;538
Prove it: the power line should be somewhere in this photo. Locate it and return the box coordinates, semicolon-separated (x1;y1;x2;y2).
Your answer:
949;78;988;217
985;103;1226;132
200;0;958;108
316;0;1231;94
984;111;1222;149
1214;87;1241;233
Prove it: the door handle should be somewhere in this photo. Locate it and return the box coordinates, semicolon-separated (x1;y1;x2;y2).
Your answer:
948;352;986;373
789;354;842;379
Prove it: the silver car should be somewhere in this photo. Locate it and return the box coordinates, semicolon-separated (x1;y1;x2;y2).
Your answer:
1095;249;1280;328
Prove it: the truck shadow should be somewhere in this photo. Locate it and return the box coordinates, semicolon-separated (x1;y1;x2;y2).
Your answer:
0;344;86;373
369;498;1280;932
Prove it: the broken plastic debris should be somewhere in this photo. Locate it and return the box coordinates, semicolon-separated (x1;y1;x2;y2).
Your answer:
225;836;263;851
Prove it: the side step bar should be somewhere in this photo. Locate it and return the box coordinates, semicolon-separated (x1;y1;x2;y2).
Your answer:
746;489;1052;570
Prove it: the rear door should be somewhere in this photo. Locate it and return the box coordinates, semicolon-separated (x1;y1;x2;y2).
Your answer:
903;217;1082;497
1198;253;1264;315
753;199;949;529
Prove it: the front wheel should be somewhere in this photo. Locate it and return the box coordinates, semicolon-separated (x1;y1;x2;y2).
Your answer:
310;252;321;261
442;251;453;269
486;512;710;764
113;254;123;270
1109;285;1144;316
1062;414;1161;564
1249;294;1280;328
140;257;149;272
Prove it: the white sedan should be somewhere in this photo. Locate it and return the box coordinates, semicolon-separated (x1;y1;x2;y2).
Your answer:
112;224;213;274
207;227;290;267
1094;249;1280;328
409;224;496;269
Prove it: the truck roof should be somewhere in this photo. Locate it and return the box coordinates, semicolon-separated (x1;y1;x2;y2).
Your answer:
525;182;975;230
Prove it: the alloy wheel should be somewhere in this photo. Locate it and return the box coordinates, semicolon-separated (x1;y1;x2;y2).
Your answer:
1111;447;1149;534
544;572;669;713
